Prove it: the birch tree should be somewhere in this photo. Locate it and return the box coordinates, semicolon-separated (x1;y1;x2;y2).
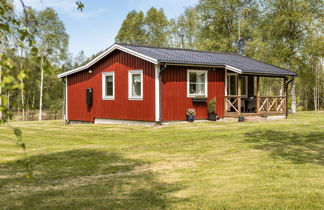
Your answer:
32;8;68;121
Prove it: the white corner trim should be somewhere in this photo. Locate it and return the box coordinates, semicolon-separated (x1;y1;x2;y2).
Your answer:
155;65;160;122
225;68;228;96
65;76;68;121
187;69;208;98
128;70;143;100
102;72;115;100
226;65;242;74
57;44;158;78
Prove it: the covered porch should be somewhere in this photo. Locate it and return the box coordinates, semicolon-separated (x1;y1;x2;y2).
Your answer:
224;71;293;117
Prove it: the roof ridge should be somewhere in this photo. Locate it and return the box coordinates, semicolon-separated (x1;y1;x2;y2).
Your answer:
116;42;238;56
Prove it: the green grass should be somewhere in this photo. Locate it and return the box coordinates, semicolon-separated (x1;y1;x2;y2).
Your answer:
0;112;323;209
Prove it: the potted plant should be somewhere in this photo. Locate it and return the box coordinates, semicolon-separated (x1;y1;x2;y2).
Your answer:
207;97;217;121
186;108;196;122
192;95;207;103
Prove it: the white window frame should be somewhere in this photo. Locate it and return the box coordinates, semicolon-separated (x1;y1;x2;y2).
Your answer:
226;73;248;97
128;70;143;100
187;69;208;98
102;72;115;100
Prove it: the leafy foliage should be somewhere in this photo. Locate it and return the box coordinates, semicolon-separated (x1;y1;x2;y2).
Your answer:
208;97;216;113
116;7;170;47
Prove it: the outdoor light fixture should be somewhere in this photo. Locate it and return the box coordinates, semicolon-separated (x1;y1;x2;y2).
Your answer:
88;70;93;74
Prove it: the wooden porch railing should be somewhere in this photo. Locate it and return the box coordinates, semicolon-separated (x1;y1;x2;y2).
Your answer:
258;96;286;114
224;96;241;115
224;95;286;116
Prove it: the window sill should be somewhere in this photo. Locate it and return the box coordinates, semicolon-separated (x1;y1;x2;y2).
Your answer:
188;95;208;98
128;97;143;100
102;97;115;100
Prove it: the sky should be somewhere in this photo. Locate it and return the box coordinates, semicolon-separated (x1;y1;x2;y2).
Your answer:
13;0;199;57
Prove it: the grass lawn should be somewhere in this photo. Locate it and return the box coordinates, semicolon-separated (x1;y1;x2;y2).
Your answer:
0;112;323;209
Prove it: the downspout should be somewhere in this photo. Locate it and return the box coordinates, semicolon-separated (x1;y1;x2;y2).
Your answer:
285;76;295;118
158;63;167;124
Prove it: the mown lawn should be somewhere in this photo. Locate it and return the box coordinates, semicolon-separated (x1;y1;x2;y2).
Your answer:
0;112;323;209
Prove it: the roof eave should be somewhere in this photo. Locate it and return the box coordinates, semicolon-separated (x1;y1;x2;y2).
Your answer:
57;43;159;78
242;72;298;77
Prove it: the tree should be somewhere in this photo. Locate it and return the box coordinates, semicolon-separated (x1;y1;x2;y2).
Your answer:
144;7;170;47
170;7;200;49
196;0;259;53
32;8;68;121
115;7;170;47
257;0;323;113
73;50;87;68
115;10;147;44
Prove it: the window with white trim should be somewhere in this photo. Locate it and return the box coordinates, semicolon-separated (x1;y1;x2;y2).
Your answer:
187;70;208;97
128;70;143;100
102;72;114;100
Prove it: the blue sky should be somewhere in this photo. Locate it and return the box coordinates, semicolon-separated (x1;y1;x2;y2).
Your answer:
13;0;199;57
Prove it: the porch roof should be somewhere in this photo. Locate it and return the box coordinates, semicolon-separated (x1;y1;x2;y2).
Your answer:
118;43;297;76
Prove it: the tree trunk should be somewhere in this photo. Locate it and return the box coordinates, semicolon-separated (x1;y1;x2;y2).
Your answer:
305;91;308;111
32;93;35;109
7;91;9;121
39;56;44;121
313;87;317;111
21;86;25;120
25;92;29;121
280;78;284;96
19;50;25;121
291;79;296;113
17;97;20;121
0;64;2;120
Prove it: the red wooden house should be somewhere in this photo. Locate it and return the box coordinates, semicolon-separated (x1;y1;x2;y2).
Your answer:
57;43;297;123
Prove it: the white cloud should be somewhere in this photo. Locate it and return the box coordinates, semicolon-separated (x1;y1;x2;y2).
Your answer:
12;0;105;19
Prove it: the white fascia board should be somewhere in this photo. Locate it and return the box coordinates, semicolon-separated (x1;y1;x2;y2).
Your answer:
154;64;160;122
226;65;242;74
57;44;158;78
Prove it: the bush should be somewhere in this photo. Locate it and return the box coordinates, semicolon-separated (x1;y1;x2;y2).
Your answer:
207;97;216;113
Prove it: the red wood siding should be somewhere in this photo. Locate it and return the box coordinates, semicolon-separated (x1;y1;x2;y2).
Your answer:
67;50;155;122
161;66;225;121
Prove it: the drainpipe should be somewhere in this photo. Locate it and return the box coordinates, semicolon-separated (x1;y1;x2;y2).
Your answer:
285;76;295;118
158;63;167;124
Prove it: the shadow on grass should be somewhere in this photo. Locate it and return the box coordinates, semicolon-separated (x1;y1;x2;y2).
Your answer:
0;149;184;209
244;130;324;165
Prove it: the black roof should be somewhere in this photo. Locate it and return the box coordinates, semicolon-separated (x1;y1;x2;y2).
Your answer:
118;43;297;76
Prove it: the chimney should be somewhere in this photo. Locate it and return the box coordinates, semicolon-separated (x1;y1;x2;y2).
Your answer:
180;34;184;48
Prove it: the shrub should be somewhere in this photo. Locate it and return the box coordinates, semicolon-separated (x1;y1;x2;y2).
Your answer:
208;97;216;113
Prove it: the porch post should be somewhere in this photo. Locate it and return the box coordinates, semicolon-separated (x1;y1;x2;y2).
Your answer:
238;76;241;114
256;76;260;114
